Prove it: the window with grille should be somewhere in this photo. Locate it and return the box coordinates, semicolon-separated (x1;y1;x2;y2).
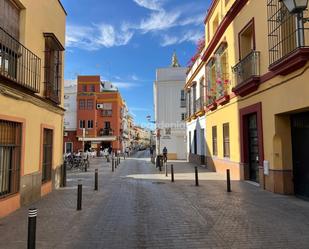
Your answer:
87;99;93;110
82;84;87;92
89;84;95;92
212;126;217;156
44;33;64;104
42;129;53;183
223;123;230;158
0;120;21;198
267;0;302;65
79;99;85;110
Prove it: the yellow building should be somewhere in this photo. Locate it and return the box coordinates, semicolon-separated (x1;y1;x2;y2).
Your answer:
186;0;309;199
0;0;66;217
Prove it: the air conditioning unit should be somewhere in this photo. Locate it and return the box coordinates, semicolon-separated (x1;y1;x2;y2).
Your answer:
97;104;104;109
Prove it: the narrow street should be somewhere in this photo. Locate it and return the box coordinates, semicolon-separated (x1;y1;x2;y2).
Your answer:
1;151;309;249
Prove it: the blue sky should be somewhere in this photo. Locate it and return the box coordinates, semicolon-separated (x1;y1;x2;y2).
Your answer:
61;0;211;125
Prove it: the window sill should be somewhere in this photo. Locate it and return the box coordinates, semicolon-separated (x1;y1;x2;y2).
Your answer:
216;95;230;106
232;76;260;97
269;47;309;76
206;102;217;111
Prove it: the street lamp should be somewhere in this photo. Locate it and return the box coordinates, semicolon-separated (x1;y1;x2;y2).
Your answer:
280;0;308;13
280;0;309;47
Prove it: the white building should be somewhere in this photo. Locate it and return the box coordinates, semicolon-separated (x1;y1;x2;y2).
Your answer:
185;49;206;165
63;82;77;153
153;53;187;160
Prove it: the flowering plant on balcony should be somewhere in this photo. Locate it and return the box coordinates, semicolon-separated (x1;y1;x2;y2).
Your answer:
187;37;205;69
216;78;230;97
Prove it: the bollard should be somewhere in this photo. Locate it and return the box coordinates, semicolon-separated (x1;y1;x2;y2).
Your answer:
62;163;67;187
119;157;121;164
165;162;168;177
27;208;37;249
171;164;174;182
195;166;199;186
94;169;98;191
227;169;231;192
115;157;118;169
77;179;82;210
112;158;115;172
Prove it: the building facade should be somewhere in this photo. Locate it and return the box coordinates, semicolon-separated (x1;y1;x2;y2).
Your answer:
154;53;187;159
0;0;66;217
186;0;309;199
186;47;207;165
63;76;125;154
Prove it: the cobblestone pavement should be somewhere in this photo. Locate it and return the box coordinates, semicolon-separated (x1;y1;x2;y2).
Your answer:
1;151;309;249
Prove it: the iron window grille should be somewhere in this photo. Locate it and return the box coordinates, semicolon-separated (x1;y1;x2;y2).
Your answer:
0;120;21;198
44;33;64;104
267;0;309;65
223;123;230;158
42;128;53;183
212;126;218;156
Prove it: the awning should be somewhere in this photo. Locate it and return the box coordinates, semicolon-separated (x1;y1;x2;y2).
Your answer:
78;136;117;142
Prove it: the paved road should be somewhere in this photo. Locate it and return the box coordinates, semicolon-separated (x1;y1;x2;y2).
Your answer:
1;151;309;249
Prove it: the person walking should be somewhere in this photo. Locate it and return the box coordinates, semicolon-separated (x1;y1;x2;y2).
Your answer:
162;146;168;163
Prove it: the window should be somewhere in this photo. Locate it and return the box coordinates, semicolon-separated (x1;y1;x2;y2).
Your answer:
215;43;230;96
42;129;53;183
181;90;185;100
181;113;186;121
101;110;112;117
79;100;85;110
65;142;73;154
82;85;87;92
213;15;219;36
87;120;93;129
104;122;111;129
223;123;230;158
87;99;93;110
192;83;197;113
212;126;217;156
0;0;20;40
44;33;64;104
189;131;192;153
89;84;95;92
239;20;255;60
193;130;197;154
206;58;216;104
0;120;21;198
165;128;171;135
79;120;85;129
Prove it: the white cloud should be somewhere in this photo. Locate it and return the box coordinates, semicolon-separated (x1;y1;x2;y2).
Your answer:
64;79;77;86
66;23;133;50
130;74;139;81
112;82;140;89
160;30;204;47
138;10;180;33
133;0;163;11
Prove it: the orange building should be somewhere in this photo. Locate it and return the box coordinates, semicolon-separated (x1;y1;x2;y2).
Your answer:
64;75;124;154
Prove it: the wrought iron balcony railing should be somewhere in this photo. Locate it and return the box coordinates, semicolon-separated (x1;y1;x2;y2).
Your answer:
195;97;205;112
99;128;113;136
232;51;260;86
0;26;41;93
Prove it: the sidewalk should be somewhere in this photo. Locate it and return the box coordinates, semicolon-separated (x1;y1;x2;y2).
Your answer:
0;153;309;249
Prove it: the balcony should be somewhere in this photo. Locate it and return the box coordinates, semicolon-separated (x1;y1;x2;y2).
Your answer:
267;1;309;75
232;51;260;97
101;110;112;117
194;97;205;114
99;128;113;136
0;26;41;93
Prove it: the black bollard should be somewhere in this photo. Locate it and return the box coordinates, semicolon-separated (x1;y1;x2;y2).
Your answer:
94;169;98;191
171;164;174;182
27;208;37;249
195;166;199;186
119;157;121;164
115;157;118;169
227;169;231;192
62;163;67;187
112;158;115;172
165;162;168;177
77;180;82;210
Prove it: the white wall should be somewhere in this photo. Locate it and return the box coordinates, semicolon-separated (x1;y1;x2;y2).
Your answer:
187;116;206;157
154;67;187;159
64;84;77;131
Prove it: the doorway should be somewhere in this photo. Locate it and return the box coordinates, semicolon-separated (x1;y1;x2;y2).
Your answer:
291;112;309;199
248;113;259;183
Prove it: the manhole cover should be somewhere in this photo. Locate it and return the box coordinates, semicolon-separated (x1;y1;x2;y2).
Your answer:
152;182;166;184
